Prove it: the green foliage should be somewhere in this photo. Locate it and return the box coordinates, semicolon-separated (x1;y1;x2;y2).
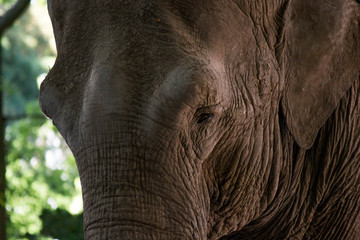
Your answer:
2;4;51;117
0;0;15;5
2;3;83;239
5;102;83;239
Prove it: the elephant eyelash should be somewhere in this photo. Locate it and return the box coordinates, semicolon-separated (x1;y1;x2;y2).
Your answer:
196;112;214;124
194;104;222;124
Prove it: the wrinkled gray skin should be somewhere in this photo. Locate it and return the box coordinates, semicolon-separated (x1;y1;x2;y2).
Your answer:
39;0;360;239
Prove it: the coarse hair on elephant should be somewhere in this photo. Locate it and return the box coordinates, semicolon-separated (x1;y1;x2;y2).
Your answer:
39;0;360;239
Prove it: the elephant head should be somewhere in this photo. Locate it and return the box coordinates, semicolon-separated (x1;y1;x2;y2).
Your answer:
39;0;360;239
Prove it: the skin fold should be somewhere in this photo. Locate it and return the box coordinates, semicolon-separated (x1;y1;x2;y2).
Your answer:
39;0;360;239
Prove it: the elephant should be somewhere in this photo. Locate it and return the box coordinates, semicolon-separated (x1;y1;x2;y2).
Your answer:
39;0;360;239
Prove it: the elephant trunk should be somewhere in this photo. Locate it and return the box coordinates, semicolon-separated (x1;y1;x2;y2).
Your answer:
72;65;209;239
74;129;208;239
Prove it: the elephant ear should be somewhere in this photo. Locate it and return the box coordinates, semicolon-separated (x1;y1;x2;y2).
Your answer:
281;0;360;149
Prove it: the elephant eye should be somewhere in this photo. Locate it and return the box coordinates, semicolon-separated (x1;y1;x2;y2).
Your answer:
197;112;214;124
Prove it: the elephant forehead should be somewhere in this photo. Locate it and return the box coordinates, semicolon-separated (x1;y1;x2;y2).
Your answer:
48;0;255;60
45;0;263;115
